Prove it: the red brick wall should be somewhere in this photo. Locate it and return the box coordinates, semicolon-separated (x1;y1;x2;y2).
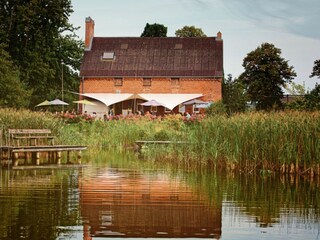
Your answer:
80;77;222;102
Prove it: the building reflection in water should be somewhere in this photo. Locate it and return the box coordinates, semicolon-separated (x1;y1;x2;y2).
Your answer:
80;169;222;239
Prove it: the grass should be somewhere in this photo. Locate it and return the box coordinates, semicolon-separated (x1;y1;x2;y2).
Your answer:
1;108;319;175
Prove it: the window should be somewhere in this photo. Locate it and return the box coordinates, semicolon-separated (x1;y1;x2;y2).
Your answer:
193;105;200;114
114;78;123;86
171;78;180;86
165;108;171;113
102;52;115;61
151;106;157;112
143;78;151;86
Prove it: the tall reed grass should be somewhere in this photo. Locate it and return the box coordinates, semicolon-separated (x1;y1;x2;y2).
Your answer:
1;108;319;175
129;111;320;175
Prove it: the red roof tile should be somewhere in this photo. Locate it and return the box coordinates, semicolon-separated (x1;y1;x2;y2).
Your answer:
80;37;223;77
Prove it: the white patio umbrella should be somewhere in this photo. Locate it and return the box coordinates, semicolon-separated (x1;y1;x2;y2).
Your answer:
140;99;166;107
35;100;51;107
183;99;206;105
49;99;69;105
73;99;96;105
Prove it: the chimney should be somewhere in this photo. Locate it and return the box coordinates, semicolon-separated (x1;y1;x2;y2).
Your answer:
85;17;95;50
217;31;222;40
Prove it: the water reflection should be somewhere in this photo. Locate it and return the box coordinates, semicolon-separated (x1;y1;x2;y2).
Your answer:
79;168;221;238
0;168;82;240
0;151;319;240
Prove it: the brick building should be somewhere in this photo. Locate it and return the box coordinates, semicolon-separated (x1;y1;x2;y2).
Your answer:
79;17;223;117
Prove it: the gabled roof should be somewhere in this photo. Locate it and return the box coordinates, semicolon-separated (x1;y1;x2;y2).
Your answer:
80;37;223;78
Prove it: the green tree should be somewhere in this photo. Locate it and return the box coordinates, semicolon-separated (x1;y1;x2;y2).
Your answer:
206;100;227;116
304;84;320;110
141;23;167;37
310;59;320;78
284;82;306;95
0;0;83;107
0;44;31;108
223;74;248;114
175;26;207;37
239;43;296;110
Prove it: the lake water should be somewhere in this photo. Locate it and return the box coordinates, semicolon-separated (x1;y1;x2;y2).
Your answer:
0;151;319;240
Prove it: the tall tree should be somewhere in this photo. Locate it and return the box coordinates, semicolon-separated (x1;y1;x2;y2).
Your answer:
222;74;248;114
0;44;31;108
175;26;207;37
239;43;296;110
310;59;320;78
141;23;167;37
303;84;320;110
0;0;83;107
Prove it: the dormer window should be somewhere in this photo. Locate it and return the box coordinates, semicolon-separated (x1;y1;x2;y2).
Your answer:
102;52;115;61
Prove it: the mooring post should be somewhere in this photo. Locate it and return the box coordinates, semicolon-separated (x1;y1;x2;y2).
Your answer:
67;151;70;164
13;159;19;166
57;151;62;165
36;152;40;165
77;151;82;164
13;152;19;161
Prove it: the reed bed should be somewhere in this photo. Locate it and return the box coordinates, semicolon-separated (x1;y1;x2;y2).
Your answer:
1;108;319;175
0;108;63;144
132;111;320;175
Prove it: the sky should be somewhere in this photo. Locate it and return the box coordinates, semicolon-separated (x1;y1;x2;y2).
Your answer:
69;0;320;90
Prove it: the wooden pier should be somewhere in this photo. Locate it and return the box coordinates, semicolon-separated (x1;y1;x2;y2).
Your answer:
135;140;187;151
1;128;87;166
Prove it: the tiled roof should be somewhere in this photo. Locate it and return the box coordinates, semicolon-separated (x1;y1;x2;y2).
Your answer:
80;37;223;77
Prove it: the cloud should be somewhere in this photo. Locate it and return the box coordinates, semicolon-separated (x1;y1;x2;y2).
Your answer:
177;0;215;10
220;0;320;39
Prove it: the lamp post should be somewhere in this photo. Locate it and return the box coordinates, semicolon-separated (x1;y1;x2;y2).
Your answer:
61;61;64;112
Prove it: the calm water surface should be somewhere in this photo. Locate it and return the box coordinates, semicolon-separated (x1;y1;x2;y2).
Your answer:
0;151;319;240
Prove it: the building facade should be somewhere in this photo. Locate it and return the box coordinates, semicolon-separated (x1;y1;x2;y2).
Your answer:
79;17;223;117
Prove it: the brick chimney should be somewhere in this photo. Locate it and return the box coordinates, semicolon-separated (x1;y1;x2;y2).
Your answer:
217;31;222;40
85;17;95;50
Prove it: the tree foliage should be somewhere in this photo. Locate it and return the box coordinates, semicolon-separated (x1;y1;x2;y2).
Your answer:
206;100;227;116
223;74;248;114
0;44;31;108
141;23;167;37
310;59;320;78
304;84;320;110
284;82;306;95
175;26;207;37
287;84;320;111
239;43;296;110
0;0;83;108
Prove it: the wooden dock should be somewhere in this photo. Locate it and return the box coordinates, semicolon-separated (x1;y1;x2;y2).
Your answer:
1;145;87;166
1;128;87;167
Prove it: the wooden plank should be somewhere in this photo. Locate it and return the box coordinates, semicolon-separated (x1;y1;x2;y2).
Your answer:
12;164;88;170
13;136;55;139
8;129;56;147
8;129;52;134
12;145;87;153
135;141;187;144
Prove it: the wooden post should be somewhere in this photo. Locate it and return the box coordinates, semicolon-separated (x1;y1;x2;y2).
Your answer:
57;151;61;165
13;159;19;166
77;151;82;164
13;152;19;160
36;152;40;165
67;151;70;164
